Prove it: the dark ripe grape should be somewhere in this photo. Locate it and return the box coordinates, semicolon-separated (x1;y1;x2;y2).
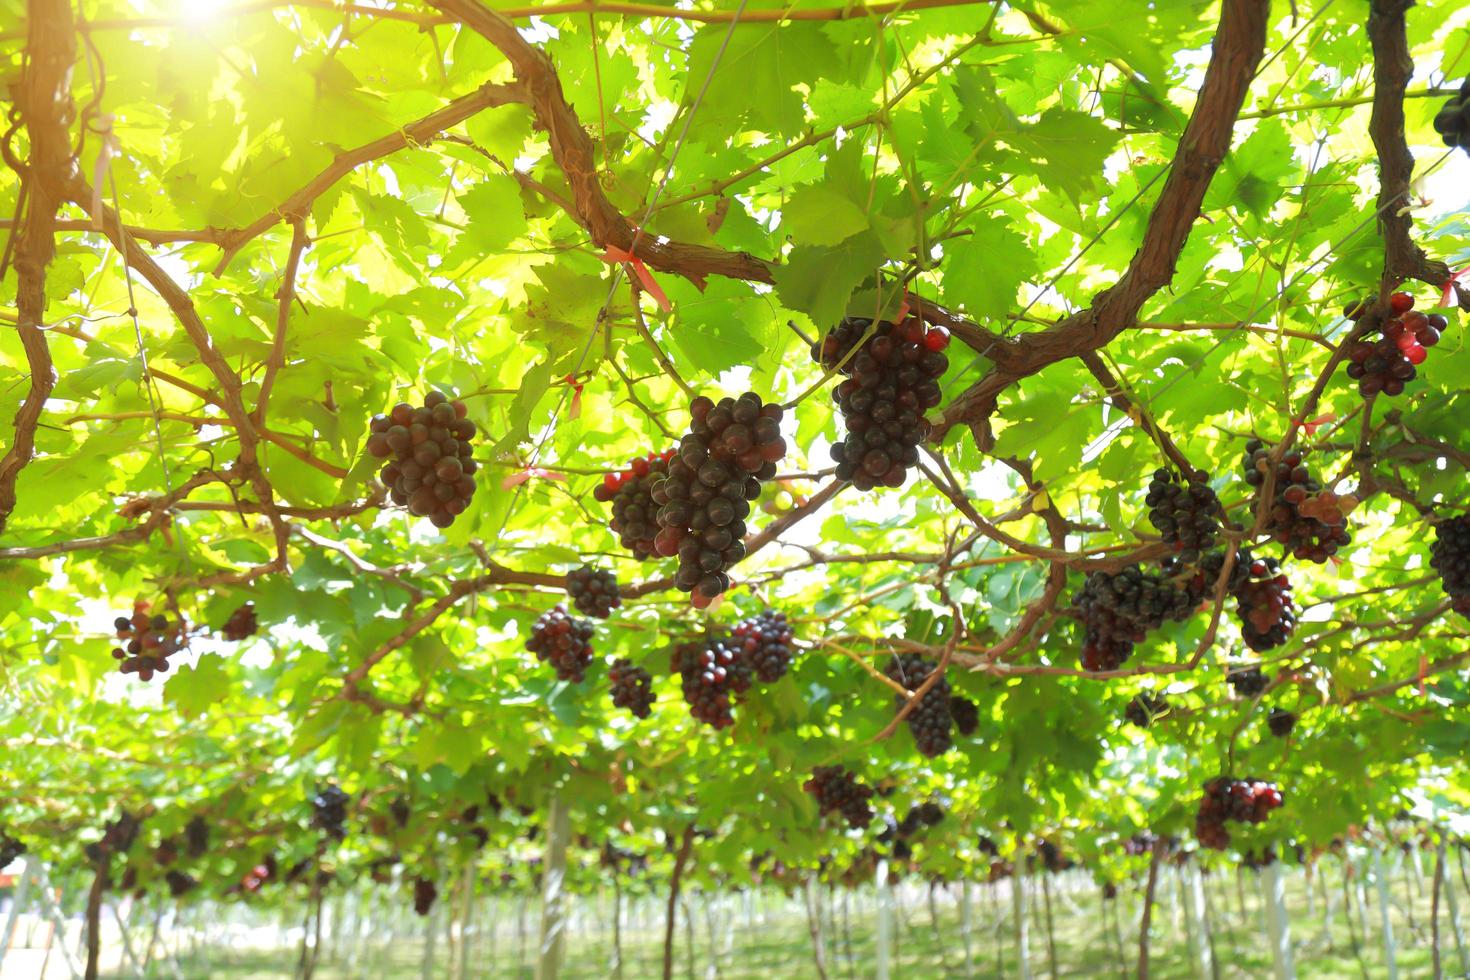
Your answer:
803;766;875;829
1232;556;1296;651
1227;665;1269;698
1075;566;1195;671
1267;708;1296;737
673;637;751;729
311;784;351;842
950;696;979;736
706;497;735;526
109;605;184;681
369;391;479;527
1124;692;1168;728
733;610;795;683
1240;444;1351;565
221;602;258;641
883;655;954;757
1431;515;1470;615
609;658;655;718
567;565;621;619
527;606;596;682
413;877;438;916
1195;776;1284;850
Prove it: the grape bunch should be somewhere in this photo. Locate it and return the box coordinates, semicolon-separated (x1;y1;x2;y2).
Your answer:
650;393;787;605
813;317;949;491
884;655;954;757
803;766;876;830
1343;292;1445;398
1074;567;1196;671
1195;776;1284;850
221;602;257;641
86;811;141;864
413;877;437;916
732;610;795;683
1431;515;1470;614
950;695;979;736
1242;441;1352;563
311;785;350;841
1146;469;1222;562
1125;692;1168;728
595;450;676;561
526;607;596;682
672;637;752;729
1433;78;1470;153
110;602;185;681
1267;708;1296;737
609;658;655;719
366;391;479;529
1227;666;1269;698
184;817;209;859
566;565;621;619
1233;555;1296;651
165;870;198;897
0;832;24;868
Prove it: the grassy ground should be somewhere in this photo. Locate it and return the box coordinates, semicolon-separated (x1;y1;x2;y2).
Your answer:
100;852;1455;978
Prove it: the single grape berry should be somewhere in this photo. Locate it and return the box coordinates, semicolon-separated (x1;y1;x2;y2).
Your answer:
567;565;621;619
367;391;479;529
110;600;185;682
1146;468;1222;562
1125;692;1168;728
814;316;948;492
1075;566;1195;671
732;609;795;683
526;607;596;682
803;766;876;830
1267;708;1296;737
1195;776;1284;850
221;602;258;641
884;655;954;757
311;785;351;841
609;658;655;719
1431;515;1470;615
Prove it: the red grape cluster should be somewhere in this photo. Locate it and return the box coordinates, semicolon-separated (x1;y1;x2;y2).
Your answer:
366;391;479;529
1267;708;1296;737
1146;469;1222;562
1227;665;1269;698
650;394;786;605
884;655;954;757
950;695;979;736
413;877;437;916
1433;78;1470;152
609;658;655;719
110;602;185;681
813;317;949;491
165;871;198;897
803;766;876;830
1195;776;1283;850
732;610;795;683
1233;555;1296;651
1075;567;1195;671
594;450;676;561
1242;441;1351;563
1431;515;1470;615
567;565;621;619
672;637;752;729
311;785;350;841
184;817;208;858
241;856;275;893
1343;292;1446;398
527;607;595;682
221;602;257;641
1125;692;1168;728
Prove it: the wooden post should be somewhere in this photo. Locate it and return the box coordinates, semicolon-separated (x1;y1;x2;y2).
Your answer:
1040;872;1059;978
1373;847;1399;980
536;795;572;980
803;876;830;980
1264;860;1295;980
1137;839;1164;980
421;881;442;980
875;859;893;980
663;826;696;980
1440;838;1470;977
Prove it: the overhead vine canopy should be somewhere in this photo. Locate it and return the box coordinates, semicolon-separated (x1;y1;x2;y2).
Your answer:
3;0;1470;896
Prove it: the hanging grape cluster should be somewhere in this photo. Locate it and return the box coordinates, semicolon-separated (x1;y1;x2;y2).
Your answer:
1146;468;1222;562
1074;567;1195;671
566;565;621;619
803;766;876;830
672;637;752;729
650;393;786;605
1433;78;1470;152
732;610;795;683
1268;708;1296;737
0;831;24;868
1233;555;1297;651
184;817;208;859
165;871;198;897
1343;292;1446;398
1195;776;1284;850
1431;515;1470;614
366;391;479;529
413;877;437;916
221;602;257;641
1227;666;1269;698
110;602;185;681
527;606;596;682
884;655;954;757
609;658;655;719
950;695;979;736
1241;441;1352;563
311;785;350;841
813;317;949;491
594;450;676;561
1125;692;1168;728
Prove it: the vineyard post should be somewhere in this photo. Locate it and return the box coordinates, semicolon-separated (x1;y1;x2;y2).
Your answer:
610;872;624;980
1040;871;1059;978
1185;858;1213;978
804;875;830;980
1433;835;1446;980
1263;859;1295;980
536;794;571;980
1014;847;1033;980
961;879;974;973
1373;846;1400;980
31;862;82;979
1304;861;1316;919
0;857;35;968
1320;859;1336;951
1137;838;1164;980
419;880;442;980
1439;837;1470;976
874;858;892;980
